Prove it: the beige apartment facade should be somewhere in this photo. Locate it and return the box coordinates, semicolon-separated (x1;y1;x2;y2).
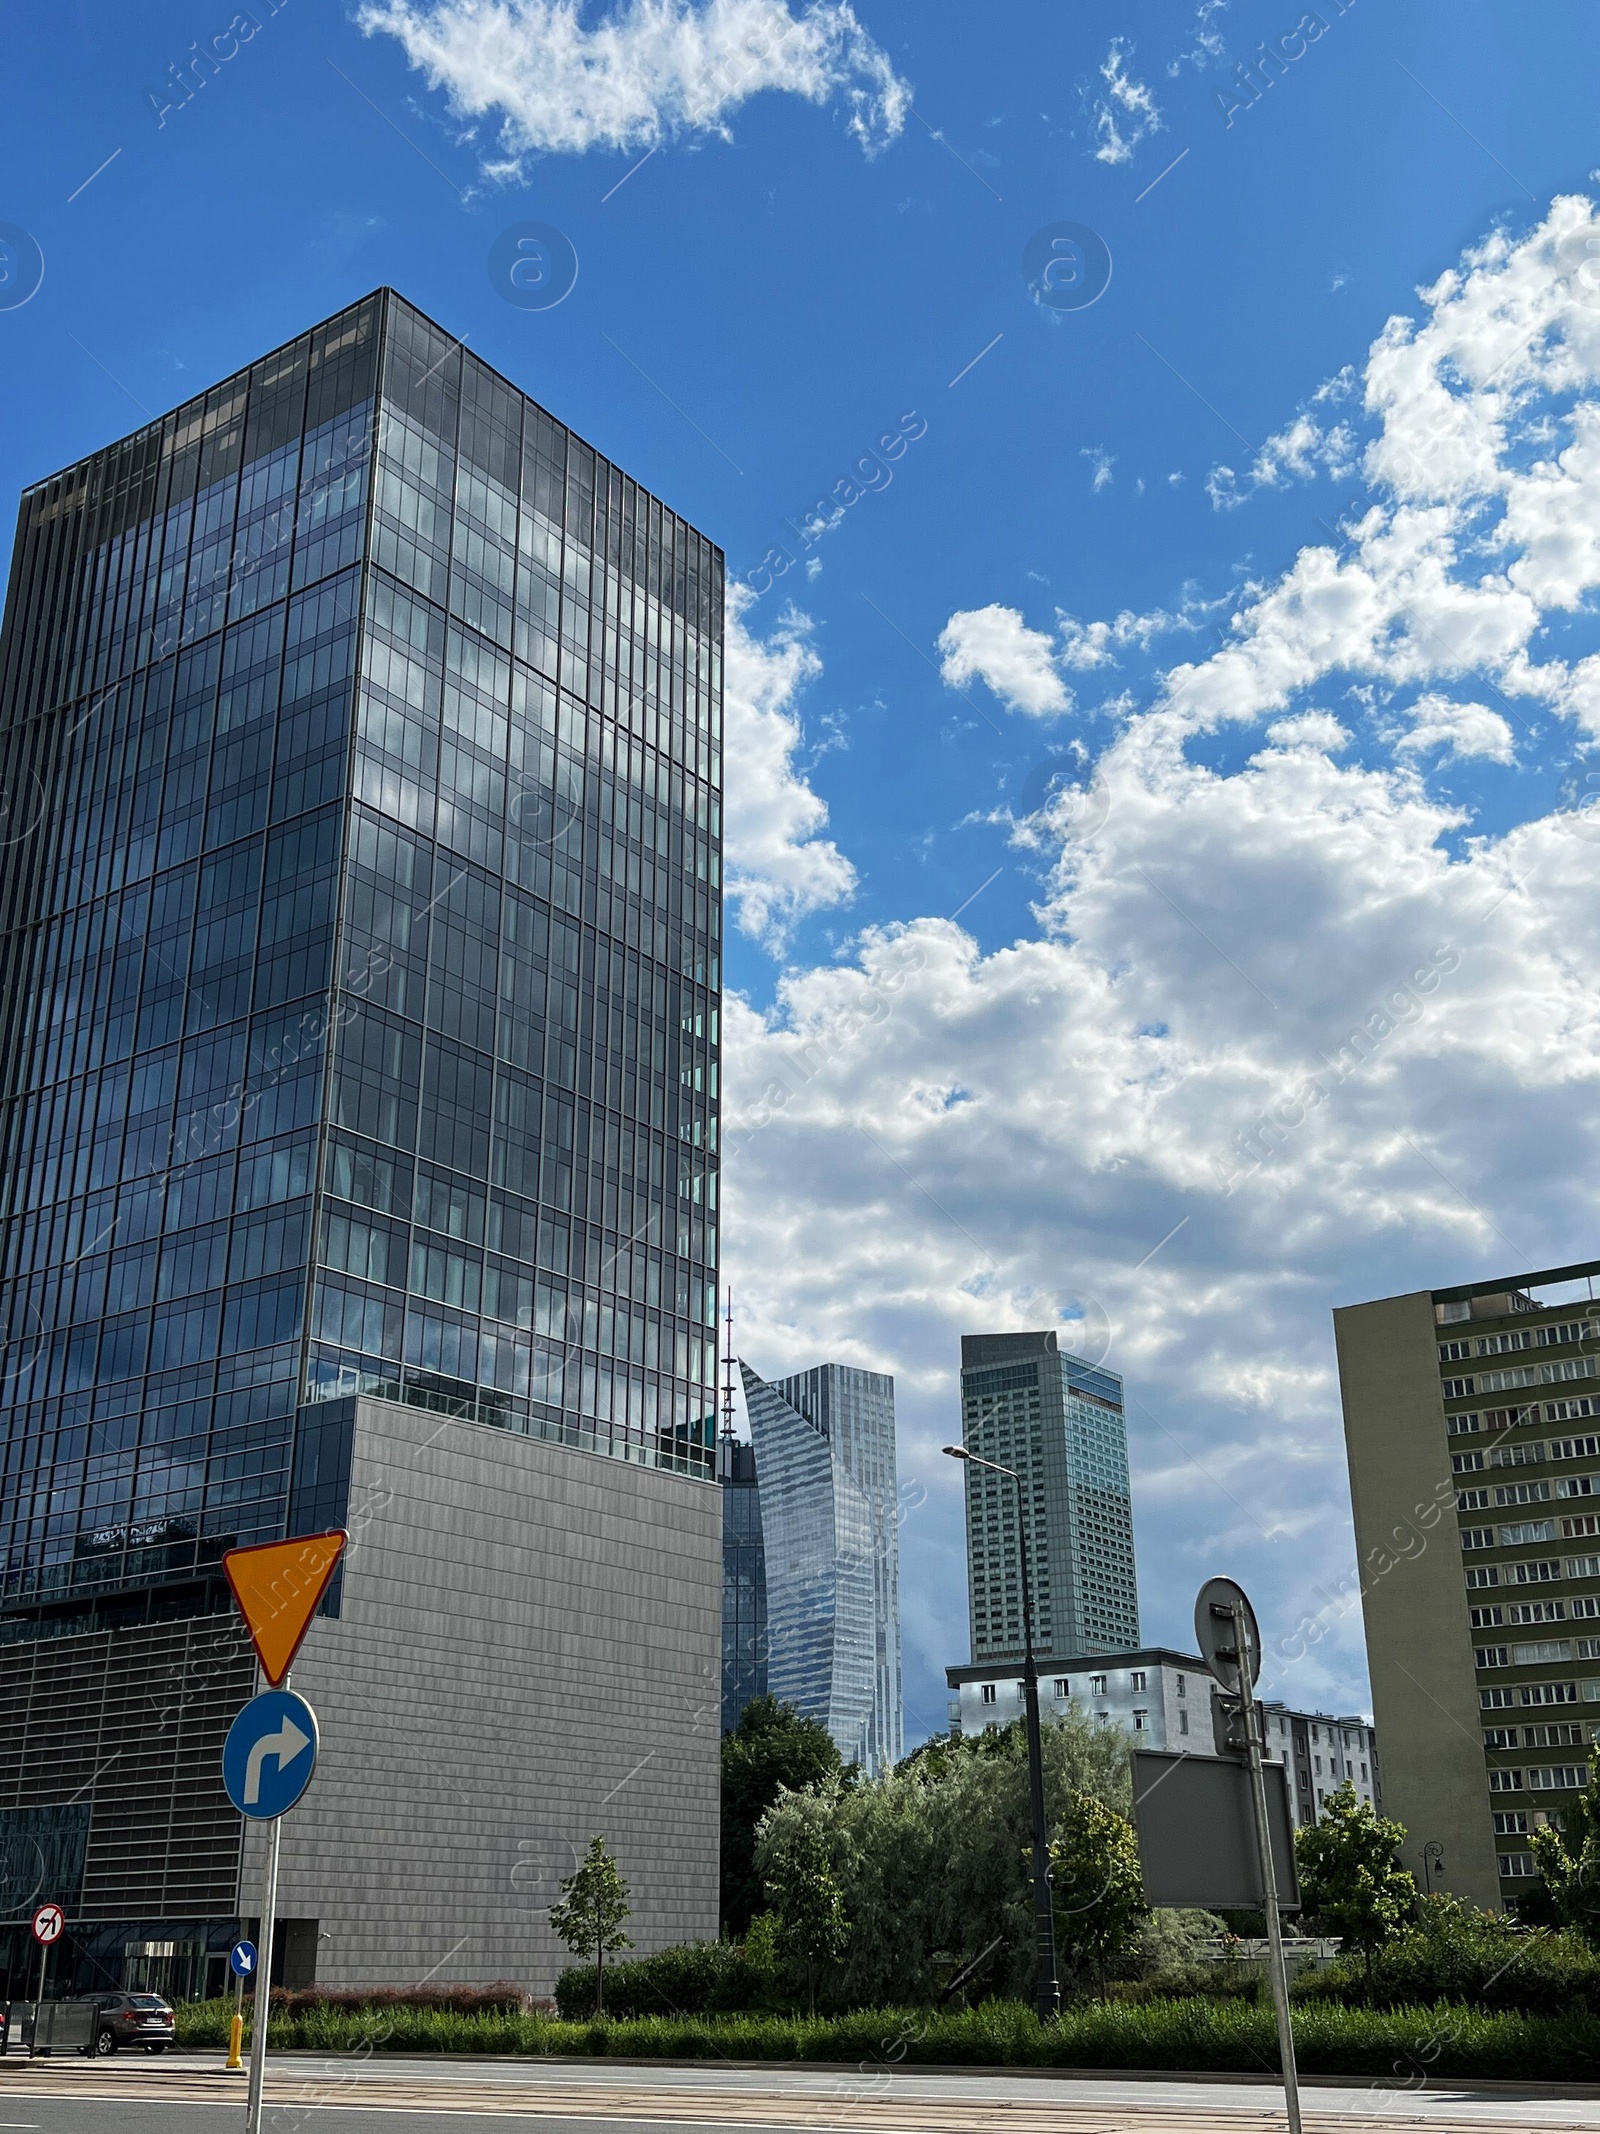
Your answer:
1335;1261;1600;1910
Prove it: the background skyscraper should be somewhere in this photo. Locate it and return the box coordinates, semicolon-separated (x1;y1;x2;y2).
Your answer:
0;290;723;1996
719;1434;768;1732
959;1330;1139;1663
738;1361;903;1774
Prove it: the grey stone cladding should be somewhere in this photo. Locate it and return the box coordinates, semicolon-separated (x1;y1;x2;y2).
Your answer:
242;1394;721;1992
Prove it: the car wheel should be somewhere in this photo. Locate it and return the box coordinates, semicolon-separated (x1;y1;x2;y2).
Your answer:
93;2028;117;2056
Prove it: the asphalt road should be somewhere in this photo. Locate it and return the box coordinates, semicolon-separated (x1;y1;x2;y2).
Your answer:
3;2051;1600;2133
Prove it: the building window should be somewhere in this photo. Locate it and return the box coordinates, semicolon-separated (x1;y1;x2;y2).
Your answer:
980;1683;996;1704
1130;1670;1147;1692
1052;1679;1070;1698
1360;1762;1368;1781
1175;1674;1186;1696
1178;1710;1189;1735
1090;1673;1107;1694
1132;1709;1148;1730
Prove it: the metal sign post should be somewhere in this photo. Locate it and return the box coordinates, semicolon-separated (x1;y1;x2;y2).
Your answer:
224;1680;317;2134
228;1939;256;2071
27;1904;63;2060
1196;1578;1303;2134
220;1530;344;2134
245;1816;282;2132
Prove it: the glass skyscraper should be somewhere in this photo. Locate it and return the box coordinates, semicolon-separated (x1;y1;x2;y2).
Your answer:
959;1330;1139;1663
737;1362;902;1775
0;291;722;1994
718;1434;767;1731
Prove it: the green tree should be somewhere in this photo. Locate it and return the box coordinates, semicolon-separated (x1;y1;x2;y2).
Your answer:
721;1696;845;1934
549;1836;633;2016
755;1705;1132;2005
1295;1780;1414;1976
764;1816;850;2015
1530;1774;1600;1945
1047;1788;1149;1991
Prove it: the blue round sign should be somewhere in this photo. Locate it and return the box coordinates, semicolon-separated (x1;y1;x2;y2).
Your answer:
222;1689;319;1821
229;1939;258;1979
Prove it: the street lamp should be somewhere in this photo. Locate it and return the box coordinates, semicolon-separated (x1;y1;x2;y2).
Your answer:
1421;1842;1444;1896
944;1442;1060;2023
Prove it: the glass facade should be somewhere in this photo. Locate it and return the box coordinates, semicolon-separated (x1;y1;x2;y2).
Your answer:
738;1361;903;1775
0;286;724;1658
718;1435;767;1731
960;1330;1139;1663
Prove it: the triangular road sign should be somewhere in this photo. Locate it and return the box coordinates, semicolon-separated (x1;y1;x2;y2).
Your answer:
223;1530;348;1686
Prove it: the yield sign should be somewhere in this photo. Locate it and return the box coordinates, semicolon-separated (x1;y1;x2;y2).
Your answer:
223;1530;348;1686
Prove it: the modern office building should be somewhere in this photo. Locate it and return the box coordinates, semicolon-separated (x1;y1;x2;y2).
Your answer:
738;1362;903;1774
1336;1260;1600;1909
945;1646;1379;1831
959;1330;1139;1662
0;289;724;1996
719;1433;767;1731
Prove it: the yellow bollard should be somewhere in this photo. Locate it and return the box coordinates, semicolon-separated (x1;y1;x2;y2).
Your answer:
227;2009;244;2070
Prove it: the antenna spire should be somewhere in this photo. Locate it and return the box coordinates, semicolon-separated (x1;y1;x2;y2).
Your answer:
720;1286;736;1443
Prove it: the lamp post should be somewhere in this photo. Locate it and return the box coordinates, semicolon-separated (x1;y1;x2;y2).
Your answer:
1421;1842;1444;1896
944;1443;1060;2023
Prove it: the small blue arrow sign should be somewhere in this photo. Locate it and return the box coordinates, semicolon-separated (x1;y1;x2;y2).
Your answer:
230;1939;258;1979
222;1690;319;1820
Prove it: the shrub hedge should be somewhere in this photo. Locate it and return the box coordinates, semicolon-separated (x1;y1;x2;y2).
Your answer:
173;1994;1600;2078
1294;1919;1600;2017
265;1985;529;2017
555;1942;767;2020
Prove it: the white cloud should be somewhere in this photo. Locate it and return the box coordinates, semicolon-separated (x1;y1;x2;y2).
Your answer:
937;605;1069;718
1394;692;1516;764
1057;601;1208;670
1089;37;1163;165
722;596;856;950
1167;0;1227;74
356;0;912;167
727;194;1600;1735
726;711;1600;1731
1081;445;1116;492
1206;409;1358;511
1263;710;1350;753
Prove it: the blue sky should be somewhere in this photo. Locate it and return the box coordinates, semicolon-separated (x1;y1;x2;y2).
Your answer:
9;1;1600;1749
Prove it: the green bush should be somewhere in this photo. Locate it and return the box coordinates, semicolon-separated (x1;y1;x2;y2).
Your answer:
1293;1898;1600;2016
173;1993;1600;2078
1108;1964;1262;2007
554;1942;769;2021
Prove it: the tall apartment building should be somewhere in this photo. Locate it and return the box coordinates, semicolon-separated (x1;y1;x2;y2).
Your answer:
738;1362;903;1775
959;1330;1139;1662
0;291;724;1998
944;1646;1379;1831
1336;1261;1600;1909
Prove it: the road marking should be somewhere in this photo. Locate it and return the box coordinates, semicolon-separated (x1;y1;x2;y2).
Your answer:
0;2070;1592;2132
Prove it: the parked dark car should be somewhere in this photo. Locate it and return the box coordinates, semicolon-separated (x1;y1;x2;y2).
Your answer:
79;1992;175;2054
